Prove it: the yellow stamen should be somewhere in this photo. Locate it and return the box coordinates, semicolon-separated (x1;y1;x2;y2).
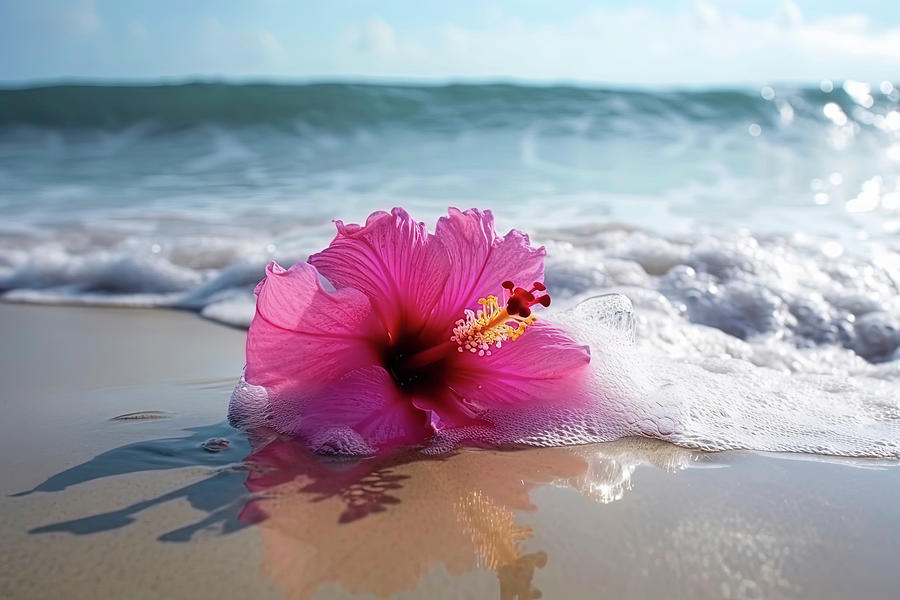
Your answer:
450;295;536;357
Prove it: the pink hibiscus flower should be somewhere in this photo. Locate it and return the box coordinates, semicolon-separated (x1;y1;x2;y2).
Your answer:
230;207;591;452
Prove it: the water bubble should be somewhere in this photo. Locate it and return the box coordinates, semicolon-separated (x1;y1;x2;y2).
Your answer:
880;81;894;95
778;101;794;125
760;86;775;101
570;294;636;344
819;79;834;93
748;123;762;137
306;426;374;455
823;103;847;126
150;243;161;254
201;438;231;452
111;410;169;421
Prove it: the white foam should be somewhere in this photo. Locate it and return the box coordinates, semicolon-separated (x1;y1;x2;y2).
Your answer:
433;295;900;458
0;235;289;328
542;227;900;362
199;292;256;328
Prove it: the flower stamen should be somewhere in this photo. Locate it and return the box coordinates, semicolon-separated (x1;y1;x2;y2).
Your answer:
451;281;551;356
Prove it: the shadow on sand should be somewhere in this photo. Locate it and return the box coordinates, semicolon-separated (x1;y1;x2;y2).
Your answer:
16;421;693;599
15;422;449;541
15;423;252;541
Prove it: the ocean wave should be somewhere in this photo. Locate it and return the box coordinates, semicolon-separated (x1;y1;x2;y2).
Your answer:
0;81;895;134
3;82;897;245
2;222;898;365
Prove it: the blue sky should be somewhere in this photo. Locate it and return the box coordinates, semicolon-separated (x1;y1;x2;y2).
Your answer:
2;0;899;85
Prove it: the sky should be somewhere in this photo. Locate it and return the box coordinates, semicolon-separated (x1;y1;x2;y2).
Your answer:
1;0;899;86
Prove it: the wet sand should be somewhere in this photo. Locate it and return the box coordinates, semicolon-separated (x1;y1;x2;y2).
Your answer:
1;303;899;599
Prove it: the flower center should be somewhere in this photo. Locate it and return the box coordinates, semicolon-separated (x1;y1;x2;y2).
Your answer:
386;281;552;389
383;331;451;392
451;281;551;357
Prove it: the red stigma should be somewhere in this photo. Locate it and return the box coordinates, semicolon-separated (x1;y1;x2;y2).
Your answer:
513;287;534;301
504;279;551;315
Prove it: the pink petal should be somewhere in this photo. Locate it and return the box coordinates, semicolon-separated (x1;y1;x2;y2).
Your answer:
432;208;545;322
447;321;592;414
308;208;450;334
410;392;488;431
243;261;379;408
291;365;433;450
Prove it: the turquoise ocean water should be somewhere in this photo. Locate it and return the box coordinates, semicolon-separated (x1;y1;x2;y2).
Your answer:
0;82;898;361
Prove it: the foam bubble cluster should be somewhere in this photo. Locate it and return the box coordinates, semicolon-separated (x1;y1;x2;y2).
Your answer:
431;295;900;457
543;228;900;363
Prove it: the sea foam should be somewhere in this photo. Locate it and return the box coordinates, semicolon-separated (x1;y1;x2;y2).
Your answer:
427;294;900;457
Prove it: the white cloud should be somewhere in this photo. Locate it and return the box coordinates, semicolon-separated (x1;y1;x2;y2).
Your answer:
68;0;100;36
354;18;397;56
257;29;284;61
193;17;285;72
692;1;722;29
7;1;898;85
37;0;100;38
327;2;900;84
344;18;426;62
774;1;804;28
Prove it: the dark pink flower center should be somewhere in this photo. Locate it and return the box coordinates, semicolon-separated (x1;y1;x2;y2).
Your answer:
378;281;552;393
380;326;457;395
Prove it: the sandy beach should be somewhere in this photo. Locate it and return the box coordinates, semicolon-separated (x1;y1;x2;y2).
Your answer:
1;302;898;600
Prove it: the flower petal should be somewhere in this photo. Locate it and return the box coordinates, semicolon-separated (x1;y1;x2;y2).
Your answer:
290;366;433;450
308;208;450;333
243;261;379;406
433;208;545;321
449;321;591;413
410;392;489;431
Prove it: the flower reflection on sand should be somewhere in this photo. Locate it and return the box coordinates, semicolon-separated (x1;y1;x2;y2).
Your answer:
241;436;696;599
